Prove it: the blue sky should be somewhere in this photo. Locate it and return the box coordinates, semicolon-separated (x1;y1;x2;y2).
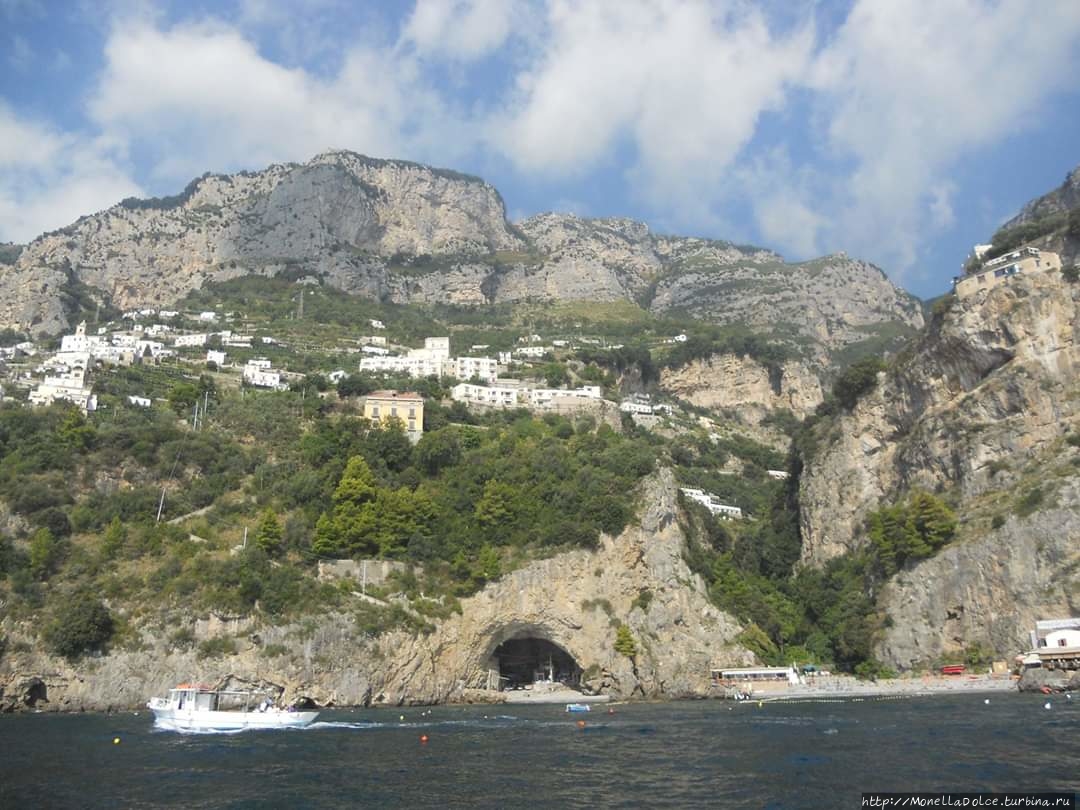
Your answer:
2;1;1079;299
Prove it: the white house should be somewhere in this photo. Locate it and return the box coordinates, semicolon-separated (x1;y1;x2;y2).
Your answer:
369;319;386;330
198;311;218;322
206;349;227;366
174;333;209;348
362;345;390;356
620;400;653;415
29;367;97;413
127;395;152;408
515;346;551;359
243;361;284;389
767;470;790;480
451;381;523;408
450;356;499;383
679;488;743;520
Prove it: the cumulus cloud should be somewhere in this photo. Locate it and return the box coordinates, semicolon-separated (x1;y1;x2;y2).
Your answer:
494;0;813;203
87;19;466;186
403;0;521;61
804;0;1080;272
0;104;140;242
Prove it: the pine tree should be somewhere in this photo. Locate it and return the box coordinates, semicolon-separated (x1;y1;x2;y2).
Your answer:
253;508;283;556
614;624;638;658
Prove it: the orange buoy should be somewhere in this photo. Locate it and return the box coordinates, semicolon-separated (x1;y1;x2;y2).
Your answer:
577;720;586;729
420;734;429;744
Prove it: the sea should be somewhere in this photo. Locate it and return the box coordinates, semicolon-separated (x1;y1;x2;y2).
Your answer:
0;693;1076;809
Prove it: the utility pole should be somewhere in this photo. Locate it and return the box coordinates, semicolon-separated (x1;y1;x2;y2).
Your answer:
155;487;166;523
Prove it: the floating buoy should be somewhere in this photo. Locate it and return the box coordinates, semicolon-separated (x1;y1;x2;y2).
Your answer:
113;737;120;745
399;715;405;721
984;699;990;705
577;720;586;729
758;701;763;708
1040;686;1052;695
1044;701;1052;710
419;734;429;744
607;708;615;715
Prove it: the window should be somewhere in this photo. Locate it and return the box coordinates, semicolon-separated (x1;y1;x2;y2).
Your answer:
371;406;379;417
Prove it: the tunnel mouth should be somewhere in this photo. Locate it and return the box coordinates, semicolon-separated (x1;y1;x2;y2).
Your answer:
490;635;582;691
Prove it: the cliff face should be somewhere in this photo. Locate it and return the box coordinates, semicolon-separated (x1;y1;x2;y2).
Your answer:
0;471;749;711
796;266;1080;667
0;151;522;335
659;354;824;423
0;152;921;358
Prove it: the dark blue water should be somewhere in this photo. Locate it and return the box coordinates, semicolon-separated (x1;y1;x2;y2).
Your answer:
1;694;1076;808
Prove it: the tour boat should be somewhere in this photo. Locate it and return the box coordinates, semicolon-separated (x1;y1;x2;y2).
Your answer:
565;703;592;713
147;684;319;732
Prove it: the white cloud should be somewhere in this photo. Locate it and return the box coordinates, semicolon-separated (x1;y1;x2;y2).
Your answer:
0;105;140;242
491;0;814;232
403;0;520;61
87;19;465;186
804;0;1080;273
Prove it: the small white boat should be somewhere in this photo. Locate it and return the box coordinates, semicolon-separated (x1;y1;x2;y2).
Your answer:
565;703;591;713
147;684;318;732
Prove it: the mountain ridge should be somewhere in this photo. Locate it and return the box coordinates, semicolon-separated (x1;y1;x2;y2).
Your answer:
0;150;922;363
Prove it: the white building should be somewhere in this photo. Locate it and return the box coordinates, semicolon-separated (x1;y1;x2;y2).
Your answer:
451;381;523;408
127;395;151;408
620;399;653;415
679;488;743;520
359;335;387;347
370;319;386;330
526;386;602;409
206;349;227;366
767;470;790;480
362;345;390;356
174;333;209;348
450;356;499;383
515;346;551;359
29;367;97;413
199;311;217;322
243;360;285;389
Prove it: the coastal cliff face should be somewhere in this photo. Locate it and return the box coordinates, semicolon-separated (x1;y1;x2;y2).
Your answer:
659;354;824;423
0;471;749;712
796;266;1080;667
0;151;921;359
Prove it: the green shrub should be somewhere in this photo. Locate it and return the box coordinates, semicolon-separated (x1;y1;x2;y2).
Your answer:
631;589;654;613
43;591;115;659
196;636;238;659
1014;486;1045;518
990;514;1006;530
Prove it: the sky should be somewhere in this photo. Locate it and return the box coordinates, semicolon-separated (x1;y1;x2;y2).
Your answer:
2;1;1079;299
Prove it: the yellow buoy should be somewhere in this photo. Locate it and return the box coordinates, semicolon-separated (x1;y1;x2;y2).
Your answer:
113;737;120;745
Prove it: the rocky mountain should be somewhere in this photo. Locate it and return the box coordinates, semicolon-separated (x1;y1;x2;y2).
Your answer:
0;471;750;711
0;150;921;358
797;260;1080;669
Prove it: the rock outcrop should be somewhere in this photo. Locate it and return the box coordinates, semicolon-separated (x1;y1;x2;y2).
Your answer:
0;470;750;711
0;152;921;362
660;354;824;423
796;265;1080;668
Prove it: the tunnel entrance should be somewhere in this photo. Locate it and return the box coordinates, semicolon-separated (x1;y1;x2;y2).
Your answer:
492;637;581;691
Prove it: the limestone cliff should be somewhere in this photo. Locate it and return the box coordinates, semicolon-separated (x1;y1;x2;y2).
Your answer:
659;354;824;423
0;471;750;711
0;152;921;360
796;265;1080;668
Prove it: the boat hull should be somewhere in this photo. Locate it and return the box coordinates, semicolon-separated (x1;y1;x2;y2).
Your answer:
149;706;319;732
